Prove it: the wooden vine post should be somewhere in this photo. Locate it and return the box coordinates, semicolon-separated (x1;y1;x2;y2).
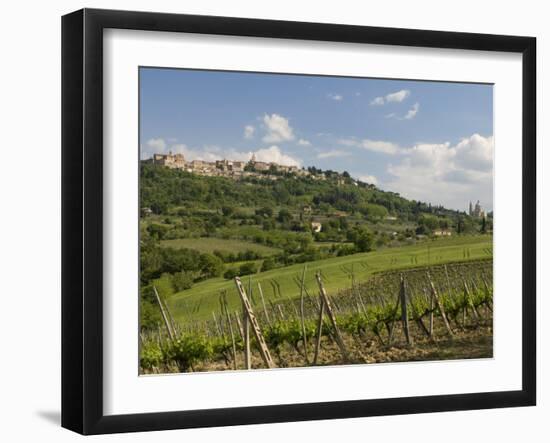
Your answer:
242;300;251;369
387;291;402;346
426;272;454;338
299;265;309;364
427;287;434;337
315;272;349;362
463;280;480;325
234;277;276;369
257;282;271;326
153;286;175;342
232;313;243;341
399;275;413;345
313;298;325;365
221;293;238;370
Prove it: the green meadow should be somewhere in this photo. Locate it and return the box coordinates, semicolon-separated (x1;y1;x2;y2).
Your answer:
160;237;281;256
166;234;492;322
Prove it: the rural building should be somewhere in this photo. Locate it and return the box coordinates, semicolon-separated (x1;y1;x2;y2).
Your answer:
151;152;186;169
254;161;271;171
232;161;245;172
433;229;452;237
215;159;232;171
141;207;153;217
311;221;322;233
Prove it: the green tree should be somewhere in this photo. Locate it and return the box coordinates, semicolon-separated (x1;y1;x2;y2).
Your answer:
221;206;234;217
223;268;239;280
349;226;374;252
198;254;224;279
171;271;195;291
239;262;258;276
481;216;487;233
255;206;274;218
277;208;292;223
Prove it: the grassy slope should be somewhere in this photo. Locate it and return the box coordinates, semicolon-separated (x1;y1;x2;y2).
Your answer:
167;234;492;322
160;237;280;255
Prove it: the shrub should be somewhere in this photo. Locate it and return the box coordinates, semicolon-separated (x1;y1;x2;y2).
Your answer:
164;335;214;370
223;268;239;280
239;262;258;276
140;343;164;369
171;271;195;292
261;257;277;272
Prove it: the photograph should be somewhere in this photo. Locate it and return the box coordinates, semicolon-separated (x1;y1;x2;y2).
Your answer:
138;67;494;374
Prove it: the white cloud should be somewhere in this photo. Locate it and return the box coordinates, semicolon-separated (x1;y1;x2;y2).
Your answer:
337;138;359;147
297;138;312;146
338;137;401;155
386;89;411;103
146;137;166;151
370;96;385;106
453;133;493;171
262;113;295;143
361;139;400;155
253;145;301;166
243;125;255;139
317;149;351;159
327;93;343;101
141;138;168;159
356;174;378;185
168;143;222;162
385;134;494;210
370;89;410;105
404;102;420;120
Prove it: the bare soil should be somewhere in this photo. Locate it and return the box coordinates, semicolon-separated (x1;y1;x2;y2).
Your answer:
156;319;493;374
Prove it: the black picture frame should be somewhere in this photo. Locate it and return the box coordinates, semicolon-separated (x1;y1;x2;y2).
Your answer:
61;8;536;435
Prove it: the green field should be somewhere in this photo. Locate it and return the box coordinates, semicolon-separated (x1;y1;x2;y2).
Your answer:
167;234;492;322
159;237;281;255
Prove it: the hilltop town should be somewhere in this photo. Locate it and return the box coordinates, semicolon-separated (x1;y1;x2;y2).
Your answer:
143;152;317;180
143;152;488;223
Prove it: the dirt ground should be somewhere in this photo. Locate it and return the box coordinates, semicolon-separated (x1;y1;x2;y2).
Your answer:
183;319;493;373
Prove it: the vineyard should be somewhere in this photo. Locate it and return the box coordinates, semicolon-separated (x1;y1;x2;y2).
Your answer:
140;258;493;373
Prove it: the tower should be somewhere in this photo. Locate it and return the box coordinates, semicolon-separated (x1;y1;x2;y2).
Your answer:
475;200;481;217
469;201;473;216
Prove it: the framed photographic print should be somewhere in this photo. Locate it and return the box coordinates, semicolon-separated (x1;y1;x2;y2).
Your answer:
61;8;536;435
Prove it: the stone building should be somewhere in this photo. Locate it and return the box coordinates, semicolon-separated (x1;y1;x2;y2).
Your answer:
151;152;186;169
469;200;486;218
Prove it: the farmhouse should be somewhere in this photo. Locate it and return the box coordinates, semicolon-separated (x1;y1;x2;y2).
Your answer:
311;221;322;233
141;207;153;217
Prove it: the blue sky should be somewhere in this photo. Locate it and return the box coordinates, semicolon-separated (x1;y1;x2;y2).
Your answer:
140;67;494;212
